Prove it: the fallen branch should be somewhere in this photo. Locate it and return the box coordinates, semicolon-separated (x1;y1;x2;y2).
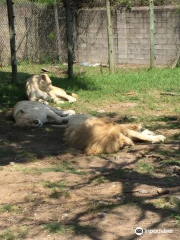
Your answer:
160;92;180;96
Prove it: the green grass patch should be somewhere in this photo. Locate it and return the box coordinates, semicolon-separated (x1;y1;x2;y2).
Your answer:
172;213;180;222
14;161;86;175
136;162;154;174
43;180;70;199
163;159;180;166
93;176;106;185
49;190;71;199
0;204;23;214
108;168;132;180
0;229;15;240
43;180;67;189
0;227;28;240
44;222;74;234
44;221;95;235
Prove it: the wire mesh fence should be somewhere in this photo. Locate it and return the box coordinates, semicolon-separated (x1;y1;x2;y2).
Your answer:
0;2;10;68
1;0;180;83
0;0;67;80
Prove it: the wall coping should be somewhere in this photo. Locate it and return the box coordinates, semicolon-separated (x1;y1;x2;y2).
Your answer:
77;5;179;12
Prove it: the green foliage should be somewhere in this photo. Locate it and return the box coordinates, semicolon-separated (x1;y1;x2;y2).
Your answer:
30;0;61;4
48;32;56;43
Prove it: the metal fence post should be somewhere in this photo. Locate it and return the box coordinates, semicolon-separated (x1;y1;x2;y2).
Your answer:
106;0;115;74
149;0;155;68
7;0;17;83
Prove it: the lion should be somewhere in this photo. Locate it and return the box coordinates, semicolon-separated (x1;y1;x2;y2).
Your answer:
25;74;77;104
63;114;166;155
12;101;75;127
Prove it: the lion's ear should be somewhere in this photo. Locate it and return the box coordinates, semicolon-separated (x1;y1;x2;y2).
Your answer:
16;109;25;116
20;109;25;114
41;74;47;81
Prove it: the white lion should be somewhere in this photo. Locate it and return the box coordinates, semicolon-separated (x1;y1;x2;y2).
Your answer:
13;101;75;127
25;74;77;104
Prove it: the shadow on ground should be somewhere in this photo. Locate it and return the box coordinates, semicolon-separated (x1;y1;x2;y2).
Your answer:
0;71;180;239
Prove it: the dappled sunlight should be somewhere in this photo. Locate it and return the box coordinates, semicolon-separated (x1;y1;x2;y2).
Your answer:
1;66;180;239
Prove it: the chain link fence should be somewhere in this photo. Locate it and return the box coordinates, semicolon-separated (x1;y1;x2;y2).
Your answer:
1;0;180;83
0;0;67;79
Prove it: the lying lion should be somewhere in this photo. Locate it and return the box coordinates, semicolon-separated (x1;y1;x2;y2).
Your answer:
64;114;166;154
13;101;75;127
26;74;77;104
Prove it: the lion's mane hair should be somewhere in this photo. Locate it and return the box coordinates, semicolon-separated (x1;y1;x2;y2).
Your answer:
64;117;139;154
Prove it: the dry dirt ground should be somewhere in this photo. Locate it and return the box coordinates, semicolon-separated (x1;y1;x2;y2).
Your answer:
0;106;180;240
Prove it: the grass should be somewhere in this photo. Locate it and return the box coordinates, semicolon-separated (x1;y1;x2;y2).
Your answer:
1;63;180;236
43;180;71;199
1;64;180;117
44;221;75;234
93;176;106;185
136;162;155;174
13;161;86;175
44;221;95;235
108;168;132;180
172;213;180;223
0;227;28;240
0;204;23;214
43;180;67;189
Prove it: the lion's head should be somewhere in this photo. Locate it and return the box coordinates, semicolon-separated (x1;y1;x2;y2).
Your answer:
39;74;53;92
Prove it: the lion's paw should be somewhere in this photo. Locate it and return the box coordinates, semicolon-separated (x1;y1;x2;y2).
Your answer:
152;135;166;143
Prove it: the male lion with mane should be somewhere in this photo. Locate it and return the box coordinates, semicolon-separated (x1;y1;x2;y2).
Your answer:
64;114;166;155
26;74;77;104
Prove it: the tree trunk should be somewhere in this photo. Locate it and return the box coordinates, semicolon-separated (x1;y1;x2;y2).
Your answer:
7;0;17;83
64;0;73;78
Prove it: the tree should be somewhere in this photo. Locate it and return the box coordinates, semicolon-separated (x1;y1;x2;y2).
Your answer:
63;0;74;78
7;0;17;84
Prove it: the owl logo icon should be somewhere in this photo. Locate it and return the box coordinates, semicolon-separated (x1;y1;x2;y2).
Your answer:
135;227;143;235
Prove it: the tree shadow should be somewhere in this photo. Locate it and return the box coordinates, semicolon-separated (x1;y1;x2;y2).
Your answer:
0;72;180;238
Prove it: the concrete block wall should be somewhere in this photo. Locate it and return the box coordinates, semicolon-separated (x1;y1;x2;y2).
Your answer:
75;6;180;66
1;4;180;67
75;9;109;64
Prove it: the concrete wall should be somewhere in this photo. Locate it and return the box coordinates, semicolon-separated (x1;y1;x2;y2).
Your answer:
0;4;180;67
75;6;180;66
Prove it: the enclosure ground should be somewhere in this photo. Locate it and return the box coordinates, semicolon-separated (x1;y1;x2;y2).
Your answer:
0;104;180;240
